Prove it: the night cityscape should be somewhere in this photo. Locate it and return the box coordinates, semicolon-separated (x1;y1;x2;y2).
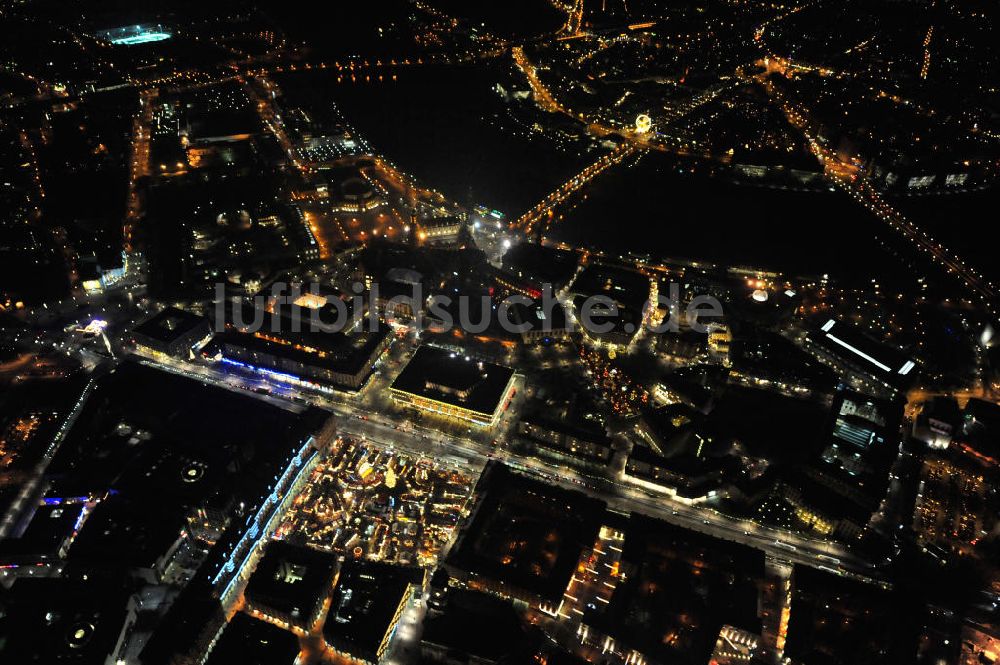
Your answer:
2;1;1000;664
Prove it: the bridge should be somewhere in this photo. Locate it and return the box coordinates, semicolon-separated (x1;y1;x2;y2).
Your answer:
513;143;640;237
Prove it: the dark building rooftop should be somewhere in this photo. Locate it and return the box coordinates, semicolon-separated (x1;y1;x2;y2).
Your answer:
0;502;81;560
501;242;579;290
520;412;610;448
323;560;422;663
638;403;708;456
358;242;433;284
729;328;836;394
43;361;326;578
210;326;387;379
706;386;830;462
784;566;922;665
390;345;515;417
743;389;901;537
204;613;300;665
583;514;764;665
568;263;651;346
808;318;917;391
212;302;388;382
626;443;732;499
0;376;87;476
961;398;1000;462
821;391;902;479
421;590;537;665
67;492;187;571
139;579;224;665
132;306;210;348
571;263;651;311
46;361;323;497
446;463;606;603
186;108;260;143
244;540;337;627
0;574;131;665
509;299;570;335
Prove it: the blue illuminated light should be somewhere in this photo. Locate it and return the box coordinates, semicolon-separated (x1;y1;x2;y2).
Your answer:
42;496;88;506
95;24;173;46
113;32;172;45
220;356;300;384
218;356;333;394
212;440;318;596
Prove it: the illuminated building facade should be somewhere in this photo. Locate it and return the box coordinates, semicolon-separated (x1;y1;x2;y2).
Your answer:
208;305;390;392
761;473;868;540
79;252;128;294
209;327;389;392
623;444;725;504
444;464;605;612
329;177;386;213
204;613;300;665
516;416;613;468
244;540;337;632
131;306;213;359
707;323;732;356
323;561;425;665
389;346;516;428
417;215;463;241
912;396;961;450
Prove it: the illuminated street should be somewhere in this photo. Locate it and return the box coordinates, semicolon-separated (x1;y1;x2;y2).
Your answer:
2;2;1000;665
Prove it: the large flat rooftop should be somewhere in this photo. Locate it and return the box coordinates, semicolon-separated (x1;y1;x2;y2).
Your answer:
583;514;764;665
571;263;651;310
446;463;606;603
44;361;325;574
784;566;922;665
390;345;515;419
323;560;421;661
0;575;130;664
501;242;579;288
809;318;916;388
205;612;300;665
46;361;321;496
131;306;208;347
211;303;388;385
244;540;337;626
